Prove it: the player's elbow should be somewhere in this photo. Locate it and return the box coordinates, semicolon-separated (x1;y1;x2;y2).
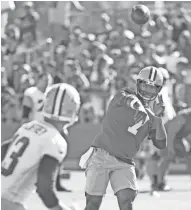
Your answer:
36;179;51;197
153;138;167;149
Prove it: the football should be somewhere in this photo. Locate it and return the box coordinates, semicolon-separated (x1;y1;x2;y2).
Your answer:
131;4;150;25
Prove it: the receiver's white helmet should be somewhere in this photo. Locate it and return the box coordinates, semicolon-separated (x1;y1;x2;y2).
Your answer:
43;83;80;123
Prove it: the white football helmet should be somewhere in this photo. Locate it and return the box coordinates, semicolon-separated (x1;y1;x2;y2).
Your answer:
137;66;163;101
43;83;80;123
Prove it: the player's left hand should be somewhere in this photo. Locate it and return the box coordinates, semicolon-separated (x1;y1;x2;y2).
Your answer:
153;95;165;117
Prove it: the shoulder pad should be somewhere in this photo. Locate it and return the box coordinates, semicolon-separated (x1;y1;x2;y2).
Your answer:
24;87;35;96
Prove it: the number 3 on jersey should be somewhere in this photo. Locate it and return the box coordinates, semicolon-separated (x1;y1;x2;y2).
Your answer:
1;135;29;176
128;120;143;135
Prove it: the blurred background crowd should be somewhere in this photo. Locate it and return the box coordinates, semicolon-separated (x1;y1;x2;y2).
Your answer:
1;1;191;128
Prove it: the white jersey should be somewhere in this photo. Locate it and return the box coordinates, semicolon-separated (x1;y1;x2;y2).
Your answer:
1;120;67;204
24;86;45;121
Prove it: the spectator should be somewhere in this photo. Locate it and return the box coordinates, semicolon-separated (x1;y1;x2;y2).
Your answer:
107;31;121;50
67;32;85;58
90;41;106;61
17;32;35;54
171;14;188;42
177;30;191;62
79;103;98;124
4;25;19;55
12;63;31;92
78;50;93;80
1;71;20;124
64;59;90;92
19;1;40;41
97;12;112;41
91;53;113;91
31;63;43;84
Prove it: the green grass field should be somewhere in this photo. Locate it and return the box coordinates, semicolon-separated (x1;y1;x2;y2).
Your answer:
25;172;191;210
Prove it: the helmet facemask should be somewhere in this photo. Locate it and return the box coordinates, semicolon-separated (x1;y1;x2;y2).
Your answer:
137;79;162;102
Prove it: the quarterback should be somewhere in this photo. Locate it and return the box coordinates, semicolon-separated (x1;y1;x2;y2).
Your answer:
80;66;167;210
1;83;81;210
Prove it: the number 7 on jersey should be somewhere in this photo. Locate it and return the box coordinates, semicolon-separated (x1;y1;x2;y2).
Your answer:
128;120;143;135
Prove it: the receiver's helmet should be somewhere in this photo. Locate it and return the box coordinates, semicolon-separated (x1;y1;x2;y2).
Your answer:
43;83;80;124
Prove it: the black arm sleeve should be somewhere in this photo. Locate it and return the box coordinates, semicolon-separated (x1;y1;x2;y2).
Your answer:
22;105;32;119
36;155;60;208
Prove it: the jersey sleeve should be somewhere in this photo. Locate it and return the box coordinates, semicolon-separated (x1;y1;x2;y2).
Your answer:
116;88;143;111
24;88;33;97
42;133;67;163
